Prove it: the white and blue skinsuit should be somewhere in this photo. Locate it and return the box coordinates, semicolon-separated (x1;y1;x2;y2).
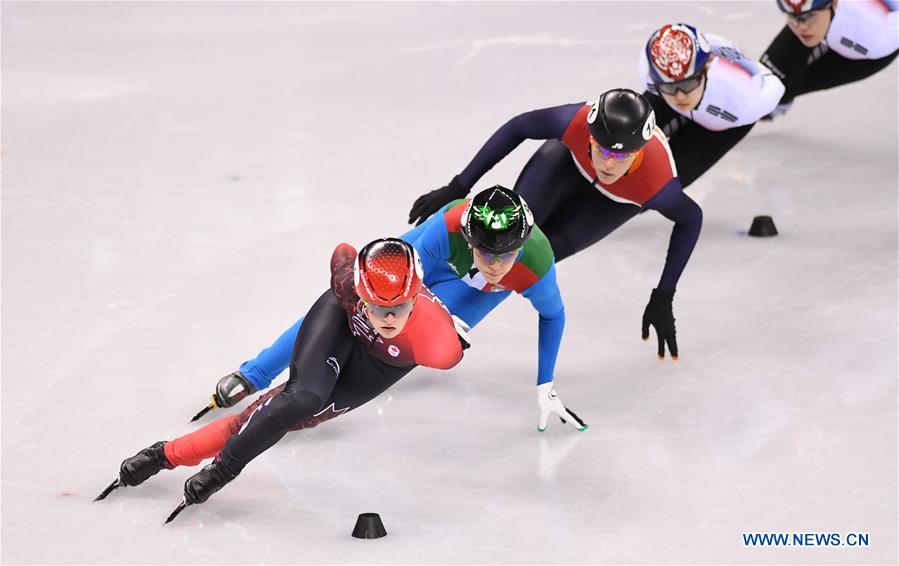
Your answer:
761;0;898;106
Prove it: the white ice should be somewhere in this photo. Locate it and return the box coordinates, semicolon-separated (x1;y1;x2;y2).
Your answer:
1;2;896;564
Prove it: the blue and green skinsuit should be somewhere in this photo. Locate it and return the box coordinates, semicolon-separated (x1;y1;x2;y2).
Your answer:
239;199;565;388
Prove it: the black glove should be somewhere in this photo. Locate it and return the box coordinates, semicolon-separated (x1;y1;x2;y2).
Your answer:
408;175;468;226
641;288;678;359
213;371;257;408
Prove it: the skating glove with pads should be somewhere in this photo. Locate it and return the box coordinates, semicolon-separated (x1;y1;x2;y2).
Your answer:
536;382;587;432
214;371;257;408
642;288;678;359
408;176;468;226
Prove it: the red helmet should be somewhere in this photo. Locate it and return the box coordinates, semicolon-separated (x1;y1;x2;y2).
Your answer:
353;238;423;306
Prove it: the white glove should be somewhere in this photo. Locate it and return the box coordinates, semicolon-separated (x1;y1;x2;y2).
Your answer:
536;382;587;432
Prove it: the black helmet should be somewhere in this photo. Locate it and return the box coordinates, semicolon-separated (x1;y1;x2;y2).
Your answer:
587;88;656;153
461;185;534;254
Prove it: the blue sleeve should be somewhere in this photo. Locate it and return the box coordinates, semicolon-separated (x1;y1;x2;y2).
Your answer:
643;178;703;290
457;103;583;191
400;210;453;279
520;265;565;385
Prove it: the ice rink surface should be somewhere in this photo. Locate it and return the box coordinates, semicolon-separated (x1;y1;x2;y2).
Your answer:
2;2;897;564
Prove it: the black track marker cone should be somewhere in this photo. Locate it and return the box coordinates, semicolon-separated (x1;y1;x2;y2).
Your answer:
748;215;778;237
352;512;387;539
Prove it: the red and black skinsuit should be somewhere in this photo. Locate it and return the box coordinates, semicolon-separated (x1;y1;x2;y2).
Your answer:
162;244;464;473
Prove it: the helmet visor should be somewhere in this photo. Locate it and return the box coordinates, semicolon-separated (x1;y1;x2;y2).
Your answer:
365;299;414;319
656;72;704;96
590;136;637;160
473;247;521;264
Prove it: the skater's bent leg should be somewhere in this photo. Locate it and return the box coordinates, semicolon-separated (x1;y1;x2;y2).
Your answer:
542;191;640;261
668;122;754;188
790;50;899;99
514;140;586;226
164;415;241;467
164;385;288;467
238;316;305;389
218;293;352;474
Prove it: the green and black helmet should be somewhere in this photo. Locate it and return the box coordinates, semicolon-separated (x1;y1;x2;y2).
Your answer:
461;185;535;254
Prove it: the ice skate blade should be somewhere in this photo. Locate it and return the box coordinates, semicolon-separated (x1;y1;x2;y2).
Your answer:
190;402;215;422
163;500;189;525
93;478;121;502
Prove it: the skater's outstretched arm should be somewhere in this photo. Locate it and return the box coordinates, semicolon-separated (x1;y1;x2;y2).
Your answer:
639;181;703;360
408;104;581;225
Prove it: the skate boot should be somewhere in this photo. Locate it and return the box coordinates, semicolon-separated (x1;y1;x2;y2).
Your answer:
183;458;237;505
95;441;174;501
119;441;173;487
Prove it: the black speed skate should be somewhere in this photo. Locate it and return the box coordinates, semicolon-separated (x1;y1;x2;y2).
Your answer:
184;458;237;505
120;441;173;486
95;441;173;501
164;459;238;524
